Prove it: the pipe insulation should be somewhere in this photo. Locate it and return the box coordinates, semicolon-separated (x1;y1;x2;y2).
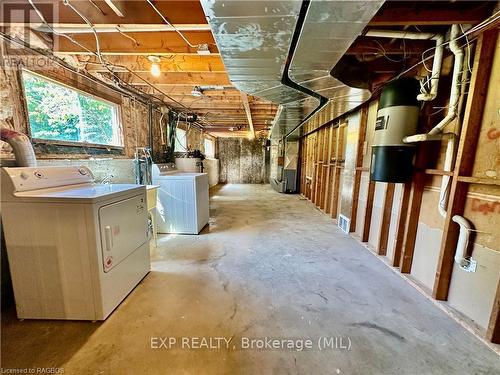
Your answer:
0;128;37;167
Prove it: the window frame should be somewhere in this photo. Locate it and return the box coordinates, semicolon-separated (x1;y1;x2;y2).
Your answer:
21;69;125;151
204;137;215;158
175;127;187;151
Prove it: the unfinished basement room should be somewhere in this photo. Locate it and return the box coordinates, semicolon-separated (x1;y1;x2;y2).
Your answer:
0;0;499;373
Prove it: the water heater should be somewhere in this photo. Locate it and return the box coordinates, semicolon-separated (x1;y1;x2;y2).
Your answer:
370;78;420;182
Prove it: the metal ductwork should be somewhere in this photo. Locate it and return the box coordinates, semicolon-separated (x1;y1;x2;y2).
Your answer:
201;0;384;141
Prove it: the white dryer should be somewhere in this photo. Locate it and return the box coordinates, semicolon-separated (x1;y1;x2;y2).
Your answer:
0;166;150;320
153;164;209;234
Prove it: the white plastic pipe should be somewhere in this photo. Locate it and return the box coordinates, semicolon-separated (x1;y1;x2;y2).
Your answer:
402;25;465;218
0;128;37;167
452;215;472;267
438;134;456;218
365;29;444;101
428;25;464;135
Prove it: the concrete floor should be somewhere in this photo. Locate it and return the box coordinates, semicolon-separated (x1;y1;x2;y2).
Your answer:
1;184;499;374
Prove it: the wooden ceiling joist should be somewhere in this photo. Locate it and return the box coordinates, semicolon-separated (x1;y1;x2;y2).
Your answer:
82;55;225;73
117;72;230;86
54;31;218;55
347;37;434;55
6;1;208;26
369;1;494;26
103;0;125;18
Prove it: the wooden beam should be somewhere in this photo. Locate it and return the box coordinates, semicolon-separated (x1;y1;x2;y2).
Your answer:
4;1;208;25
54;31;217;55
104;0;125;18
433;30;498;301
361;181;375;242
240;92;255;138
323;126;334;211
330;126;346;219
487;280;500;344
120;72;230;86
349;107;368;232
377;183;395;256
392;182;411;267
399;171;425;273
347;37;434;55
369;2;494;26
24;24;212;33
82;55;226;73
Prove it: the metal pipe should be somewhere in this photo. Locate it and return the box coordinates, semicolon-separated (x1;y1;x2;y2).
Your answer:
282;0;328;141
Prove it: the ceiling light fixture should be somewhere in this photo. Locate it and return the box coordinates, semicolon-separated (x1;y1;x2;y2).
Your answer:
148;55;161;77
191;86;203;97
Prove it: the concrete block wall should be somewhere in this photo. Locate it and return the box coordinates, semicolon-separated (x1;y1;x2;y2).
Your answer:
218;138;268;184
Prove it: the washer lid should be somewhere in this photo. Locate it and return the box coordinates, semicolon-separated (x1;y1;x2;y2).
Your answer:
156;172;207;179
14;183;145;203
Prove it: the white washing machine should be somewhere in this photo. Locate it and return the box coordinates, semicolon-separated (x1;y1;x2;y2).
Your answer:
153;164;209;234
0;166;150;320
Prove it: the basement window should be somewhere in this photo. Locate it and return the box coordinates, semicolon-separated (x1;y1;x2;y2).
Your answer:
204;138;214;158
22;71;123;147
175;128;187;151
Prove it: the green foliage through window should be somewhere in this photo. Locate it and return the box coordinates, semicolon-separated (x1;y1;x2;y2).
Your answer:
22;71;122;146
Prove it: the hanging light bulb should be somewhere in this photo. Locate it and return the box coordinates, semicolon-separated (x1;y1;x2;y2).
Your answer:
148;56;161;77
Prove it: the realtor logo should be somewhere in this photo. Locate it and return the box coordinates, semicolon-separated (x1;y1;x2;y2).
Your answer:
1;1;59;54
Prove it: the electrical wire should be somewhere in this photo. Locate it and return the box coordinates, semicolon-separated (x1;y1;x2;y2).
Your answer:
0;33;149;104
115;26;139;46
27;0;98;57
393;10;500;83
459;24;473;74
63;0;104;64
146;0;199;48
27;0;152;103
366;40;405;63
25;0;211;131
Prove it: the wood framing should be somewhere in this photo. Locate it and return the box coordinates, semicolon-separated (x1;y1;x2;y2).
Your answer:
433;30;498;300
349;107;368;232
322;126;334;212
240;92;255;138
377;183;395;256
54;31;218;55
361;181;375;242
399;171;425;273
487;280;500;344
330;124;346;220
392;182;412;267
